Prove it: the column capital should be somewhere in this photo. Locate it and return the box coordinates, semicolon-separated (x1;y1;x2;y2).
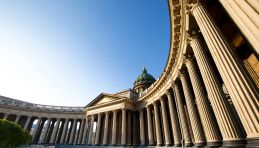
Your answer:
165;89;171;95
91;115;95;120
153;100;159;106
183;53;196;63
190;2;204;14
160;96;166;102
105;111;110;115
121;108;127;111
186;32;201;43
113;109;118;113
171;80;180;88
179;69;188;78
146;104;152;110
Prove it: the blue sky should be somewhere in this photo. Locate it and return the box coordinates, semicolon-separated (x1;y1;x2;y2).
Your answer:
0;0;170;106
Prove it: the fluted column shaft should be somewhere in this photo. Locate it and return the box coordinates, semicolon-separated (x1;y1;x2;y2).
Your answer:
60;119;69;144
173;82;193;146
23;116;31;131
166;91;182;146
160;98;172;146
15;115;20;123
50;119;60;143
81;118;88;144
95;114;102;145
127;111;132;145
153;102;162;146
185;58;222;144
219;0;259;55
121;109;127;145
189;37;244;143
3;113;9;120
139;109;145;145
146;106;154;145
179;71;206;146
112;110;118;145
77;119;85;144
88;116;94;144
39;118;51;144
68;119;76;144
192;3;259;138
102;112;109;145
32;118;42;140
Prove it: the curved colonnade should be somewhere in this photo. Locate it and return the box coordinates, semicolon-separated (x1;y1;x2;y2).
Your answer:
0;0;259;147
0;96;86;144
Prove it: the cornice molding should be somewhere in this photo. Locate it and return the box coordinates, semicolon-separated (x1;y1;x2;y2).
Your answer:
137;0;188;105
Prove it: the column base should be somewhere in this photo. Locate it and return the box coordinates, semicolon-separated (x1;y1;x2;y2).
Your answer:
166;143;173;146
206;141;222;147
246;137;259;148
195;142;206;147
174;143;182;147
221;140;246;147
185;142;193;147
157;143;163;146
147;144;155;146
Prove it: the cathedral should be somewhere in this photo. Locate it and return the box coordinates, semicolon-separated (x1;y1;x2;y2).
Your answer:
0;0;259;147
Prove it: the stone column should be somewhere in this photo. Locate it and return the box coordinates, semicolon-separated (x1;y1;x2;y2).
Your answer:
139;109;145;145
77;119;85;144
112;110;118;145
69;119;77;144
95;114;102;145
146;105;154;145
185;55;222;146
166;90;182;146
153;101;162;146
189;37;244;146
3;113;9;120
15;115;21;123
173;81;193;146
192;2;259;139
179;70;206;146
39;118;51;144
219;0;259;55
23;116;31;131
60;119;69;144
127;111;132;145
82;118;88;144
103;112;109;145
121;109;127;145
50;119;60;144
88;115;94;144
34;118;45;144
132;112;138;145
160;97;172;146
32;118;42;141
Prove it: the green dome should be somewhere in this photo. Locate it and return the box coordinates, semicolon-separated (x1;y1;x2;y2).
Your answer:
134;67;155;87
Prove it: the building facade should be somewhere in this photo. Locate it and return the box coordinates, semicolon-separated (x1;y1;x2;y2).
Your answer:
0;0;259;147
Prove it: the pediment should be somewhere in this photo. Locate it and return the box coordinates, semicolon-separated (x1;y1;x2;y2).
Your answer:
86;93;121;107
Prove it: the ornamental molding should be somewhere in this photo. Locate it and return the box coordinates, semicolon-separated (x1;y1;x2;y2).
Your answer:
0;95;84;114
137;0;188;106
85;97;136;112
